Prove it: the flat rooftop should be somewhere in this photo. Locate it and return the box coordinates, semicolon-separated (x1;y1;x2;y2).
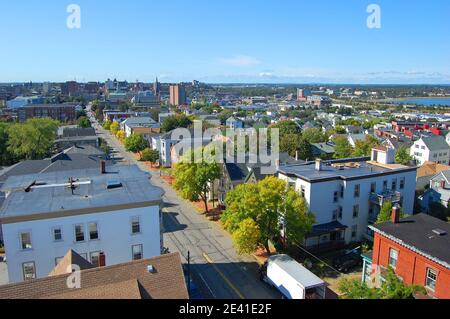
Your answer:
0;165;164;223
278;158;416;182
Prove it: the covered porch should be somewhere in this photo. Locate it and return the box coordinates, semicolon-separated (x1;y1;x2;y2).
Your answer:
303;221;347;254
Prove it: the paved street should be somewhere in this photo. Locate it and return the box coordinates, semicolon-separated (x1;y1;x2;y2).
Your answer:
88;108;280;299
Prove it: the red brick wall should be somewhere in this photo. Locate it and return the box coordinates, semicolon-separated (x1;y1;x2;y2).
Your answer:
372;233;450;299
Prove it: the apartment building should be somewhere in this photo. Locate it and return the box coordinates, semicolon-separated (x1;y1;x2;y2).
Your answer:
278;146;417;252
17;104;76;123
169;84;187;106
0;164;164;283
410;135;450;165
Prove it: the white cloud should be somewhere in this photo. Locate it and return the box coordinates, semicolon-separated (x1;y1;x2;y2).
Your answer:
220;55;261;67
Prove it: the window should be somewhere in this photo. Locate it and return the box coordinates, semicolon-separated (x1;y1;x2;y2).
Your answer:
426;268;437;291
74;224;85;242
338;206;343;219
415;144;419;149
88;222;99;240
340;185;344;198
389;248;398;269
20;232;32;250
383;180;388;190
131;216;141;234
400;177;405;190
354;184;360;198
421;146;425;150
351;225;357;239
132;244;143;260
333;191;339;203
52;227;62;241
353;205;359;218
55;257;63;266
434;154;438;159
392;179;397;191
90;251;101;266
300;186;306;198
22;262;36;281
370;182;376;193
332;210;337;221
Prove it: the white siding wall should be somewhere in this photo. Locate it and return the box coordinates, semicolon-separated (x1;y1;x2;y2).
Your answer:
2;205;161;283
279;170;416;244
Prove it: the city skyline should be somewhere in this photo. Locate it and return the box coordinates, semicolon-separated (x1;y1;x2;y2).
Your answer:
0;0;449;84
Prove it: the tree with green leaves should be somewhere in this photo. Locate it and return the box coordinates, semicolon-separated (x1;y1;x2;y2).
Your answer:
109;121;120;135
102;120;111;130
302;128;326;144
297;137;313;160
173;147;221;214
232;219;261;254
269;120;301;138
352;136;380;157
0;122;14;166
333;136;353;159
376;201;405;224
395;145;413;165
77;116;91;128
162;114;193;132
338;267;426;299
124;134;148;158
221;176;315;254
141;147;160;164
280;134;301;157
7;118;59;160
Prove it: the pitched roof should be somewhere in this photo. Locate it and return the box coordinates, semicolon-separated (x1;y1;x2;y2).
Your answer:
417;161;450;178
370;214;450;269
0;253;188;299
61;127;96;138
420;135;450;151
48;250;95;277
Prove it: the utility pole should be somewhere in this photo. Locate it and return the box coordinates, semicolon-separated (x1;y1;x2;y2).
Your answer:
187;251;191;296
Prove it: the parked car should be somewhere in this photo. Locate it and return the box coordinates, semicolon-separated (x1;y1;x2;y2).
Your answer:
332;249;363;273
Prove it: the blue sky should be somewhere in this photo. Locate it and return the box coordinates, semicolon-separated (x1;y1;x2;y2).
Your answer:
0;0;449;84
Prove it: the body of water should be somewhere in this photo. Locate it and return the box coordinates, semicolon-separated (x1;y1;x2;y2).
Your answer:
392;97;450;106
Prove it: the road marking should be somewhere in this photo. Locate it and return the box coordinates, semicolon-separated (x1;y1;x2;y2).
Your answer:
198;272;216;298
202;252;245;299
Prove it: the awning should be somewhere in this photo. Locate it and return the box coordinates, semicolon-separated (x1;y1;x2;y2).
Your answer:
307;221;348;237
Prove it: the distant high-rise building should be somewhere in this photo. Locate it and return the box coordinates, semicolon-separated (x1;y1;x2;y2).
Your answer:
154;77;161;97
169;84;186;106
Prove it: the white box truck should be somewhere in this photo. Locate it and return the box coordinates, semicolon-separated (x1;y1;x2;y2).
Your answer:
260;254;327;299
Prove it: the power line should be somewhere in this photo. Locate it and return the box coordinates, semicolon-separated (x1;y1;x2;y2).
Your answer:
295;244;343;275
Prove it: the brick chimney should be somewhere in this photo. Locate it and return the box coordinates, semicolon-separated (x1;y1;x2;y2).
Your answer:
100;160;106;174
99;252;106;267
391;205;400;224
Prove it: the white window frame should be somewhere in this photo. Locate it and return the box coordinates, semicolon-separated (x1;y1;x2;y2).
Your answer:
131;216;141;235
90;251;101;266
20;231;33;250
74;224;85;243
88;222;99;241
425;268;437;291
132;244;143;261
22;261;36;281
52;226;63;242
389;248;398;269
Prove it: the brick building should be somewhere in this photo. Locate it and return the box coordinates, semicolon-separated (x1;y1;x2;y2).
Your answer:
368;209;450;299
17;104;76;123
